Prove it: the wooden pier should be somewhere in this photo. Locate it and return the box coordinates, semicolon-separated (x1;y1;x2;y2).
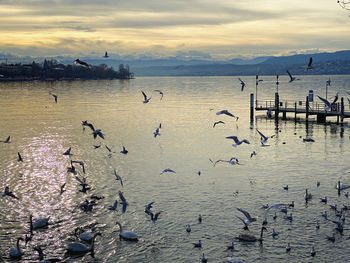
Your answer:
251;93;350;124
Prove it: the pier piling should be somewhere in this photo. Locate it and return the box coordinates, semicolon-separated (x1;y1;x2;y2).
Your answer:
250;93;254;122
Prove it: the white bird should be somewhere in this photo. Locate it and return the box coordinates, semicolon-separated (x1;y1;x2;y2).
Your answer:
74;59;91;69
317;93;338;111
9;237;23;259
213;157;240;166
30;215;50;230
160;168;176;175
238;78;246;92
236;208;256;227
141;90;151;103
216;110;239;120
115;222;138;241
226;136;250;147
256;129;270;145
66;233;101;253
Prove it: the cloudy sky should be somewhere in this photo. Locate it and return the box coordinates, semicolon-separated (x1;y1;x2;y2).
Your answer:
0;0;349;59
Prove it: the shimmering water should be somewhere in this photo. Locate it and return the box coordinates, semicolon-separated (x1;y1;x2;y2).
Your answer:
0;75;350;262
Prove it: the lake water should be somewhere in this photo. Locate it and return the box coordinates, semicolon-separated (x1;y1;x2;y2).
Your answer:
0;75;350;262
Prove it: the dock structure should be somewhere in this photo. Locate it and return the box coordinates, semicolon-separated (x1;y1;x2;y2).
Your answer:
250;93;350;124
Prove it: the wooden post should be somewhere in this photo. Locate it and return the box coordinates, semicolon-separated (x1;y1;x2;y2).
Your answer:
294;102;297;121
250;93;254;122
275;92;279;121
306;96;309;119
341;97;344;123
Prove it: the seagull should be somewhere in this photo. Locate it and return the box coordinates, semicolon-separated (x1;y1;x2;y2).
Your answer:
305;189;312;201
283;185;288;190
71;160;86;174
93;145;101;149
154;90;164;100
153;127;161;138
81;120;95;131
256;129;270;146
2;186;18;199
108;200;118;210
145;201;154;214
213;121;225;128
160;168;176;175
74;59;91;69
250;151;256;158
52;94;58;103
198;214;202;223
286;243;291;252
150;211;162;223
92;129;104;139
63;147;72;156
0;136;10;143
105;145;115;153
327;233;336;242
141;90;151;103
114;170;124;187
238;78;246;92
272;229;279;238
226;136;250;147
306;57;313;71
201;253;208;263
236;208;256;227
186;225;191;232
286;70;299;82
227;241;235;250
120;146;128;154
320;196;327;203
118;191;128;205
213;157;240;166
17;152;23;162
103;51;109;58
317;93;338;111
60;183;66;195
326;77;331;87
193;240;202;248
216;110;239;120
311;246;316;257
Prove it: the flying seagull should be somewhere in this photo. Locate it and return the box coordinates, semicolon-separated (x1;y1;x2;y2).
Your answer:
2;186;18;199
63;147;72;156
237;207;256;228
256;129;272;146
52;94;58;103
120;146;128;155
114;170;124;187
213;121;225;128
238;78;246;92
0;136;10;143
154;90;164;100
211;157;240;166
306;57;313;71
286;70;299;82
141;91;151;103
74;59;91;69
17;152;23;162
317;93;338;111
226;136;250;147
81;120;95;132
160;168;176;175
92;129;105;139
216;110;239;120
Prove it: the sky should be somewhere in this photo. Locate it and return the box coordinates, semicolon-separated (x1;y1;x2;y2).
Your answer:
0;0;349;60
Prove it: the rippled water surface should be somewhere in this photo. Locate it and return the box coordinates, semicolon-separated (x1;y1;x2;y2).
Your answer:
1;75;350;262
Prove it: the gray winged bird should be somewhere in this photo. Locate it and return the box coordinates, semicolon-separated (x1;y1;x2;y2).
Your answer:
238;78;246;92
74;59;91;69
81;121;95;132
317;93;338;111
306;57;313;71
92;129;104;139
213;121;225;128
52;94;58;103
216;110;239;120
0;136;10;143
286;70;299;82
237;207;256;228
114;170;123;187
154;90;164;100
160;168;176;175
226;136;250;147
141;91;151;103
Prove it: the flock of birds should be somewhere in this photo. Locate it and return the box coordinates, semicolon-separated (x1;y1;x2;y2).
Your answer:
1;57;349;263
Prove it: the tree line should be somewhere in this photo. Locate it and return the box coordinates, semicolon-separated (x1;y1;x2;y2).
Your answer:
0;59;134;80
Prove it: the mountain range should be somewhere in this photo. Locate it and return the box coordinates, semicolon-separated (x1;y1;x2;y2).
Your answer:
1;50;350;76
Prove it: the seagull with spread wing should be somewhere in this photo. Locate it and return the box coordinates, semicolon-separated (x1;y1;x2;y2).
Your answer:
154;90;164;100
114;170;123;187
238;78;246;92
160;168;176;175
74;59;91;69
226;136;250;147
216;110;239;120
236;208;256;228
141;91;152;103
286;70;299;82
306;57;313;71
317;93;338;111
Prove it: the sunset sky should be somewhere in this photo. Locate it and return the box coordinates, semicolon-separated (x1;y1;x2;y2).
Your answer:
0;0;349;59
